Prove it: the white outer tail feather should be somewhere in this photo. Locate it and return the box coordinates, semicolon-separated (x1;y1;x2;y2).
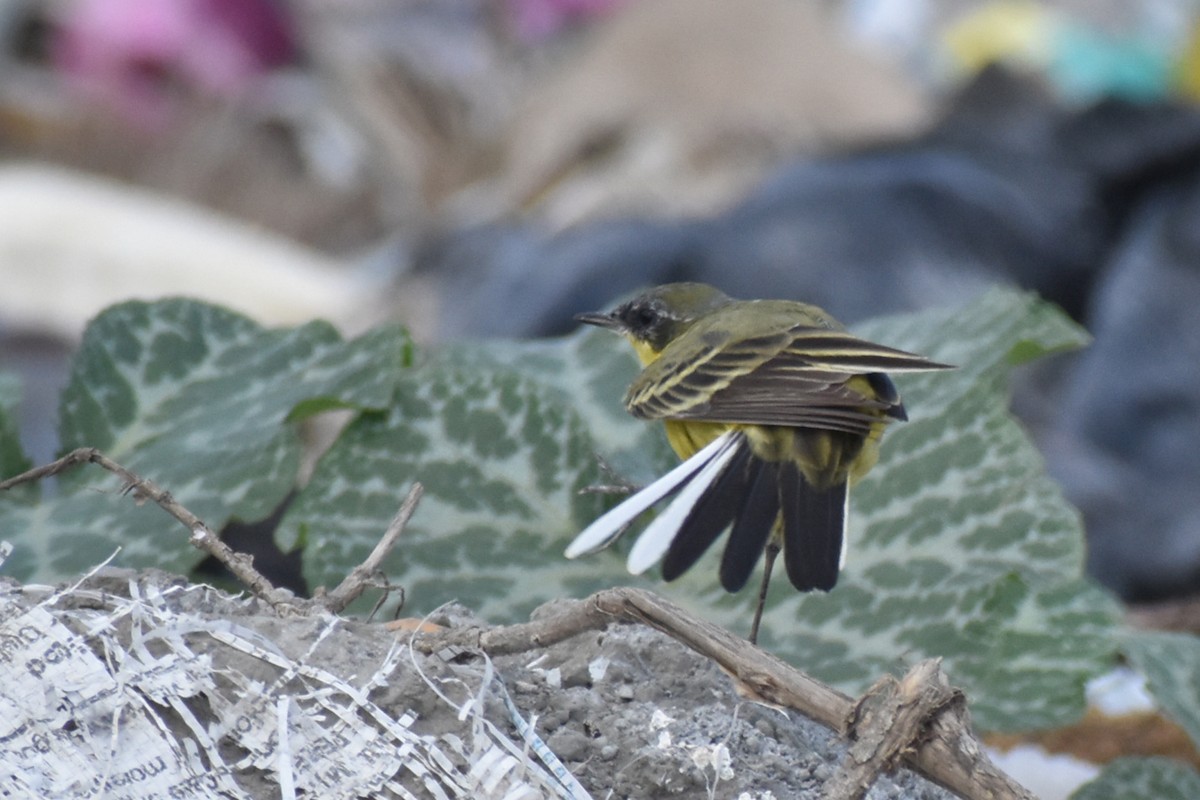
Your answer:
564;432;737;561
626;433;740;574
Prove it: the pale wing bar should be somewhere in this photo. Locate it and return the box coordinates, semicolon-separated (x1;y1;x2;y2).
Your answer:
783;329;953;373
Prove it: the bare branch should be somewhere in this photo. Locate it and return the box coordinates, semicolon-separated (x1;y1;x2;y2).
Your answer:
0;448;299;610
826;659;963;800
418;587;1035;800
2;448;426;619
321;482;423;613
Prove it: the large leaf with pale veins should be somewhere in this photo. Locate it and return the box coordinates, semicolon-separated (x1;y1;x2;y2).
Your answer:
0;289;1122;735
441;328;675;482
277;317;680;617
281;287;1120;732
697;289;1123;731
279;360;626;617
0;373;32;492
1121;630;1200;749
0;299;407;583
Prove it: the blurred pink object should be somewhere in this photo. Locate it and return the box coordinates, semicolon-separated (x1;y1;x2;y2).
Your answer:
52;0;294;129
504;0;629;42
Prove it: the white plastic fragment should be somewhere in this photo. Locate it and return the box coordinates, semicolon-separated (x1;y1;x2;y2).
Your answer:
587;656;610;683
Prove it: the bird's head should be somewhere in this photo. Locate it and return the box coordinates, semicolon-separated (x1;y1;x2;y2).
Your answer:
575;283;732;364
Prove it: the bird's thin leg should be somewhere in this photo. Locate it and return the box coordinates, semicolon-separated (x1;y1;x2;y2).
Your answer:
748;540;780;644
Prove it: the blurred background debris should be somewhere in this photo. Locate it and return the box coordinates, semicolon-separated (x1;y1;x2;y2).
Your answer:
3;0;1200;623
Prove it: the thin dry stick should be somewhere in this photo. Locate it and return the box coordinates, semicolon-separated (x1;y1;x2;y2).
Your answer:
0;448;422;617
420;587;1034;800
0;447;299;609
321;482;423;613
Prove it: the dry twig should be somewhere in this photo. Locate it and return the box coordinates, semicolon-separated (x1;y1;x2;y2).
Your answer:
320;482;423;613
419;587;1035;800
0;448;299;609
0;447;421;617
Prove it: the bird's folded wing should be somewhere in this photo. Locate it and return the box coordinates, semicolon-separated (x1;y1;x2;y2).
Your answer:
626;326;952;431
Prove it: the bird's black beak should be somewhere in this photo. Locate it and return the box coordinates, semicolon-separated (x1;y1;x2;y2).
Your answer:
574;311;624;331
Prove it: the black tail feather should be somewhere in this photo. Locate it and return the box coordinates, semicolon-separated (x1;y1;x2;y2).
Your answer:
655;434;848;594
780;464;846;592
718;459;780;592
661;434;752;581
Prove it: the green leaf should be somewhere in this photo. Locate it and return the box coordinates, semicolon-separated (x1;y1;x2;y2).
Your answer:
497;289;1114;731
6;287;1114;735
0;299;407;583
280;286;1118;732
0;372;33;487
279;360;625;617
728;289;1121;731
1071;757;1200;800
443;329;675;482
1122;630;1200;749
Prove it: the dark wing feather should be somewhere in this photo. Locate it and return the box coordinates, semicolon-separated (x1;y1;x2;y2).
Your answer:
775;329;953;373
625;330;787;420
627;321;951;432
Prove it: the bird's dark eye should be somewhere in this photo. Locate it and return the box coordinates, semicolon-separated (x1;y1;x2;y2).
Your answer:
633;306;657;330
618;302;658;333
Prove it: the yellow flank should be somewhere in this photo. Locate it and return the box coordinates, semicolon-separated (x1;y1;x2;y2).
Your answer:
848;435;882;483
842;374;887;482
664;419;731;460
664;417;881;489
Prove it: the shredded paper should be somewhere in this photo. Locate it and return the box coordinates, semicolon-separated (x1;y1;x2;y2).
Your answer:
0;570;590;800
